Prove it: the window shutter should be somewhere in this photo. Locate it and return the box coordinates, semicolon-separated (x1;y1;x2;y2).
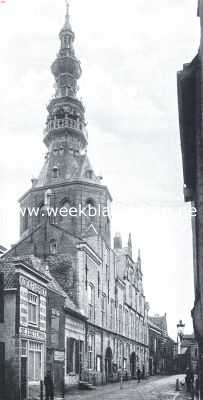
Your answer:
75;341;80;374
66;338;74;373
0;274;4;323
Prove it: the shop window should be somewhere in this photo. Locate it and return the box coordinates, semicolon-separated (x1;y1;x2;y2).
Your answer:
28;341;43;382
66;338;83;375
28;292;38;326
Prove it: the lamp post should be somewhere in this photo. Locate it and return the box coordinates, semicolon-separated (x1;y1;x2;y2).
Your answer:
176;320;185;373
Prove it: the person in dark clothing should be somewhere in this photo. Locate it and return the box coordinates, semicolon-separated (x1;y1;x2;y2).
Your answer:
44;370;54;400
137;367;141;383
185;368;194;393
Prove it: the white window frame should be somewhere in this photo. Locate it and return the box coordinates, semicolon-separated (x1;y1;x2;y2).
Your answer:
28;292;38;326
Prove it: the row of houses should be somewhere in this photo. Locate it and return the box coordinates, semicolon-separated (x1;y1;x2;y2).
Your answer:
0;247;177;400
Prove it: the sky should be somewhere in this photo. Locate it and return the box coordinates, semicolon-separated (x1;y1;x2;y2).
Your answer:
0;0;200;339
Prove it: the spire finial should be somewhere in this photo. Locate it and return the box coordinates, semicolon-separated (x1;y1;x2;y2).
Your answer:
65;0;70;19
61;0;72;32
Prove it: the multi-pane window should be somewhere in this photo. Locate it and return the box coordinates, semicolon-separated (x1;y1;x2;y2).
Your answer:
29;341;43;382
21;340;27;357
88;335;94;370
125;309;129;337
131;312;134;339
101;294;107;327
110;299;115;330
66;338;83;374
119;305;123;334
88;284;94;321
28;292;38;325
119;341;123;368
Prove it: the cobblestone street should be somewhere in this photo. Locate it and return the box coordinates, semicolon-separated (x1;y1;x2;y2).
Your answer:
64;375;191;400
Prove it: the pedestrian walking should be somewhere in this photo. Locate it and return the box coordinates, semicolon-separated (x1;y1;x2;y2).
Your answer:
44;370;54;400
137;367;141;383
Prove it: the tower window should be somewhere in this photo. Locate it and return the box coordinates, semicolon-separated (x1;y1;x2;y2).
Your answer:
52;167;59;178
23;209;29;231
50;239;57;255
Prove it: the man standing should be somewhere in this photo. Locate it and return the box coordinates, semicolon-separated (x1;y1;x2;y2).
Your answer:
137;367;141;383
44;370;54;400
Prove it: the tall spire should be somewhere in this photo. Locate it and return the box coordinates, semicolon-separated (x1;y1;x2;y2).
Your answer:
62;0;72;32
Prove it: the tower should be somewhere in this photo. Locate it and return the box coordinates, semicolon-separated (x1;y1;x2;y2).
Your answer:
19;2;112;250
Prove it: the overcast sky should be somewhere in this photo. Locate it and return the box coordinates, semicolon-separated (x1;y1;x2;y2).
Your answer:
0;0;200;339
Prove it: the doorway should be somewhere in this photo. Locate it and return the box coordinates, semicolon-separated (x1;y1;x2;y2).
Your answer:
105;347;113;383
130;352;136;378
21;357;27;400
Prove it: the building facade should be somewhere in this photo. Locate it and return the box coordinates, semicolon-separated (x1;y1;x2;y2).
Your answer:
0;257;49;400
176;334;198;374
177;1;203;397
148;315;176;376
1;2;149;396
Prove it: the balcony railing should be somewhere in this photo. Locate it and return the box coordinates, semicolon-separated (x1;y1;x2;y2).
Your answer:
44;117;88;140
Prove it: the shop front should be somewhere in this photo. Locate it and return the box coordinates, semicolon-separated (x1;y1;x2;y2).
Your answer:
18;272;48;400
65;314;85;388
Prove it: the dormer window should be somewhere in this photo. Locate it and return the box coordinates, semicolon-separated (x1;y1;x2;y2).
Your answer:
53;167;58;178
86;170;93;179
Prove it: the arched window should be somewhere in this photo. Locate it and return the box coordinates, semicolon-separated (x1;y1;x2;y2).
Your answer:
59;199;73;227
49;239;57;255
23;209;29;231
52;167;58;178
37;203;44;225
85;198;96;224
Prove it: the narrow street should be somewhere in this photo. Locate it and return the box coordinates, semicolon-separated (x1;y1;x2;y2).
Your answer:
64;375;190;400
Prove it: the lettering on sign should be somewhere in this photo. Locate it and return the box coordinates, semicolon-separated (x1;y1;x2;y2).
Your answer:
19;326;46;341
20;276;47;297
20;287;28;327
65;317;85;334
54;351;65;362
